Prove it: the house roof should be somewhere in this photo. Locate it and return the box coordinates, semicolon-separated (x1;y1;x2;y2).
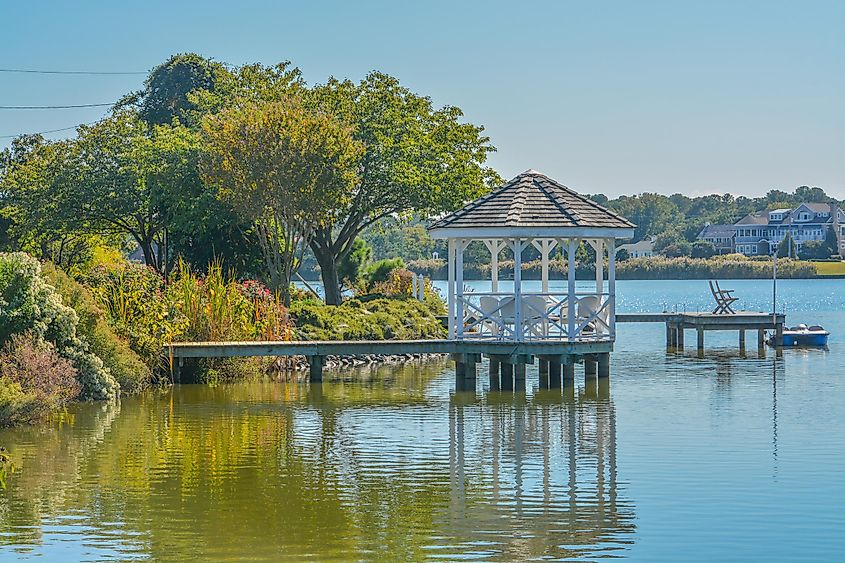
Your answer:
698;224;736;238
736;212;769;226
427;170;636;234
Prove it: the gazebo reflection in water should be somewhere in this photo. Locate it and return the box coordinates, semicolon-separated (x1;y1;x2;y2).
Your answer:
444;377;636;560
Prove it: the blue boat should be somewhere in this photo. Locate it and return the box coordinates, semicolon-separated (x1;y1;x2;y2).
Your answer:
770;324;830;347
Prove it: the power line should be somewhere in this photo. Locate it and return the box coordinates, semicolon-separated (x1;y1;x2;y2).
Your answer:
0;102;114;110
0;121;99;139
0;68;145;75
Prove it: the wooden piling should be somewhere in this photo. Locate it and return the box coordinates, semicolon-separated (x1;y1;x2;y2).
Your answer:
597;353;610;378
488;358;501;391
514;363;526;392
500;363;514;391
309;355;324;383
739;329;746;350
548;360;562;389
538;359;549;389
697;328;705;353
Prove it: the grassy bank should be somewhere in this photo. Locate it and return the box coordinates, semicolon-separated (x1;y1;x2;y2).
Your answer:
408;255;817;280
810;261;845;276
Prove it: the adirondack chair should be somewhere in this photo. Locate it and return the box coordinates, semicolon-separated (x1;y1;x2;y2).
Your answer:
709;280;738;315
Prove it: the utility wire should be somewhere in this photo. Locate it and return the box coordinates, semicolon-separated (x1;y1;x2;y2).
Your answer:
0;102;114;110
0;68;145;75
0;121;99;139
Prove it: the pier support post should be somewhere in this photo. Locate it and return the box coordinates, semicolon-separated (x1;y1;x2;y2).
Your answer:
500;363;514;391
538;359;549;389
453;354;479;392
514;363;526;392
758;329;766;350
584;355;597;385
309;355;324;383
775;323;784;347
676;327;684;349
597;353;610;378
666;323;674;348
548;360;562;389
488;358;500;391
739;330;746;351
697;328;705;357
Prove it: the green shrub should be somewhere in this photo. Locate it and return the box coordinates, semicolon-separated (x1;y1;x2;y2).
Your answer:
0;335;81;426
39;263;151;393
0;253;118;400
363;258;406;287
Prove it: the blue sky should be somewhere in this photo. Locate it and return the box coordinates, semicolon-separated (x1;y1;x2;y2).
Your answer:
1;0;842;198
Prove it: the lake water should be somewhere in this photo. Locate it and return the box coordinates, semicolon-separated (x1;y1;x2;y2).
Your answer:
0;279;843;561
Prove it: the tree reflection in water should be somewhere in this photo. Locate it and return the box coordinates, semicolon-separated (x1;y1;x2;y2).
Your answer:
0;360;635;561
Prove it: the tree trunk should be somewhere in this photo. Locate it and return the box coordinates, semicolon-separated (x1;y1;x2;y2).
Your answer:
139;238;160;272
312;242;342;306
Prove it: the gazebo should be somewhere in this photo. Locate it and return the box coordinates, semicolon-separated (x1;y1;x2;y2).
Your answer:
428;170;635;345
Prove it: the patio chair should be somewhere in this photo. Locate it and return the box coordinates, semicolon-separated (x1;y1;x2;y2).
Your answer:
479;295;504;336
709;280;738;315
576;295;610;334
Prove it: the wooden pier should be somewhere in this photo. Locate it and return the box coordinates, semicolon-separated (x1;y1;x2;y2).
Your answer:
167;338;613;389
619;311;786;354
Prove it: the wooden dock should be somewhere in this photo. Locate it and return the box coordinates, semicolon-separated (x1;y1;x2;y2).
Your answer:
165;311;785;388
167;338;614;389
619;311;786;354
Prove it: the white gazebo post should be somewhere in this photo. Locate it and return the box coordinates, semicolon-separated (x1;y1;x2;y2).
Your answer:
608;238;617;339
594;239;604;296
567;238;577;338
447;239;456;339
456;238;465;338
534;239;555;294
512;238;523;341
484;239;503;293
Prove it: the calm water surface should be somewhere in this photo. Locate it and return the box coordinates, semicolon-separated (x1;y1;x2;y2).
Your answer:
0;280;843;561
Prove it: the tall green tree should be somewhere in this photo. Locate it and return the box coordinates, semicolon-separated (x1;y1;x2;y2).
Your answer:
200;98;363;304
118;53;223;126
307;72;498;304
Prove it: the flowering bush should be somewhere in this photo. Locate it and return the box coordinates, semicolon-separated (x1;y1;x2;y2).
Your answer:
0;335;81;426
0;253;118;401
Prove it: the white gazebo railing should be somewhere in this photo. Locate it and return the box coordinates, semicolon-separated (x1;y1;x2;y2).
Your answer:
446;236;619;342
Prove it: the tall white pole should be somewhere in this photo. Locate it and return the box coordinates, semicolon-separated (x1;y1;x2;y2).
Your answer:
608;238;616;340
456;239;465;338
541;239;550;294
594;239;604;294
447;239;456;339
513;238;523;341
567;238;577;339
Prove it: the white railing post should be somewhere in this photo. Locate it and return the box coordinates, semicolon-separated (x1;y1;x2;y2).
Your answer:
447;239;456;339
513;238;523;341
608;238;617;340
456;238;465;338
567;238;577;339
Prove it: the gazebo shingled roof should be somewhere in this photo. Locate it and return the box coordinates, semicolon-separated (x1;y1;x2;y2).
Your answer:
428;170;635;231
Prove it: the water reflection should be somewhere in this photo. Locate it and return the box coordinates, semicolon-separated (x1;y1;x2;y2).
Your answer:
0;361;635;561
443;380;635;560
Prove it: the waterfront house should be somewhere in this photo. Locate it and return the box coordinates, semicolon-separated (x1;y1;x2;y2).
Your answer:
698;203;844;257
617;238;655;258
696;224;736;254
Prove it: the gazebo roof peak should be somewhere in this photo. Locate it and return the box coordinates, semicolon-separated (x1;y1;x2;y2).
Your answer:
428;170;636;235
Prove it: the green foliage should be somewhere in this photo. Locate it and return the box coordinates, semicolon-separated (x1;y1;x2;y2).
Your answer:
85;258;291;371
200;97;363;302
615;255;814;279
307;71;499;304
337;238;372;288
39;262;152;393
289;296;445;341
0;335;81;426
798;240;828;260
363;258;406;287
777;233;797;258
0;253;118;400
117;53;223;126
654;231;692;257
691;240;717;259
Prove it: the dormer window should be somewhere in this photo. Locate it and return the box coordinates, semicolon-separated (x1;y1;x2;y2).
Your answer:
798;212;811;221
